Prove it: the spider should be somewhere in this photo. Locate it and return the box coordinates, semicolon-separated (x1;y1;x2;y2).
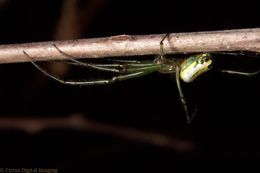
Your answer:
25;34;260;123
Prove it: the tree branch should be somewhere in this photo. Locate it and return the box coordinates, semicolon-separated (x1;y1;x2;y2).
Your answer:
0;114;194;152
0;28;259;64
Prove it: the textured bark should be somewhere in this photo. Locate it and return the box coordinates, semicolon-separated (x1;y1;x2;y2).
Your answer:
0;28;259;64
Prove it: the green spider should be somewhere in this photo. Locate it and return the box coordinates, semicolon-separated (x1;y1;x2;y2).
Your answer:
25;34;260;123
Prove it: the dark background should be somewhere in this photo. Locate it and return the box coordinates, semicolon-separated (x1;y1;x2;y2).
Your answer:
0;0;259;172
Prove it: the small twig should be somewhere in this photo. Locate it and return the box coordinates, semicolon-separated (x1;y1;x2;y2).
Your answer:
0;114;194;152
0;28;259;64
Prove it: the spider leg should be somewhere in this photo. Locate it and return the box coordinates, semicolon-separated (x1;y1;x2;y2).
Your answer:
221;69;260;76
107;58;163;65
64;60;156;69
30;60;157;86
24;49;160;75
64;61;122;68
52;44;123;73
25;49;160;85
59;57;158;73
175;66;196;123
66;60;157;70
212;51;260;58
106;59;143;64
159;33;170;59
52;44;158;73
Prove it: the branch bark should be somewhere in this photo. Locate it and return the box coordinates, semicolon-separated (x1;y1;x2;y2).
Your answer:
0;28;259;64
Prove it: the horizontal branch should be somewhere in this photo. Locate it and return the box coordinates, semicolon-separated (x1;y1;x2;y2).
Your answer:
0;114;194;152
0;28;259;64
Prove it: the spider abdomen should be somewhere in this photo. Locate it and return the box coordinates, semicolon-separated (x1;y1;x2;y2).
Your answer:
180;53;213;82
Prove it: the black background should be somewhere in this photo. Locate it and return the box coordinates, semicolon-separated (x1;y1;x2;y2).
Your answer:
0;0;259;172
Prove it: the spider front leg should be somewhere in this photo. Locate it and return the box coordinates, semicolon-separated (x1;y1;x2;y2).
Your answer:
30;59;158;86
221;69;260;76
52;44;122;73
24;50;160;86
159;33;170;59
52;44;158;73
